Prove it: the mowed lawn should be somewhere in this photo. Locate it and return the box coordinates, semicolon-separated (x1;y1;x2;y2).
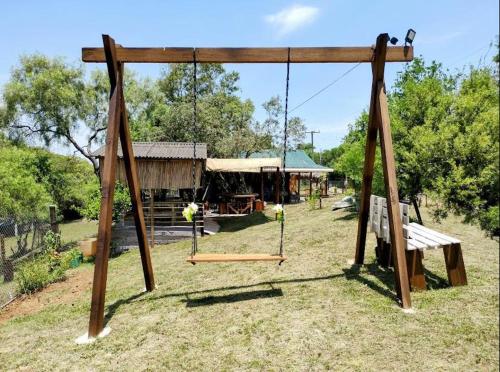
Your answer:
0;199;498;370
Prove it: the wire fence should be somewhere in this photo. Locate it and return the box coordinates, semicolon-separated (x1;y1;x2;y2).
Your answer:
0;208;58;308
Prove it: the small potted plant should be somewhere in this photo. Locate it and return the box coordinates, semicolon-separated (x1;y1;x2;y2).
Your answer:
273;204;284;222
182;202;199;222
66;248;83;268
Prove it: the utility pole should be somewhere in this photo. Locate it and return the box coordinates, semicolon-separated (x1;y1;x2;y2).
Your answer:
305;130;320;162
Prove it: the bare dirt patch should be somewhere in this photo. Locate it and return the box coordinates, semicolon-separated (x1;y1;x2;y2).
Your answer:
0;267;93;324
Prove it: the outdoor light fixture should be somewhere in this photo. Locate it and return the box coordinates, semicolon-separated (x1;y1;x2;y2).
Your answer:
389;37;399;45
405;28;416;45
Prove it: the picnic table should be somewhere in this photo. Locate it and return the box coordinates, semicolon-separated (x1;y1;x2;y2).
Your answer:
219;193;259;215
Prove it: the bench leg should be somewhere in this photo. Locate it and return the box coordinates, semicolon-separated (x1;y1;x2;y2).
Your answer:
405;250;426;291
376;239;393;268
375;237;383;264
443;243;467;286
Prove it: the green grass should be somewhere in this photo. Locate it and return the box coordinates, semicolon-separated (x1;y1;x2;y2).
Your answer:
0;200;498;370
58;219;98;245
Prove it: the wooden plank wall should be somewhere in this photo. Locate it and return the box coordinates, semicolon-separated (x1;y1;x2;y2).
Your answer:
98;158;203;189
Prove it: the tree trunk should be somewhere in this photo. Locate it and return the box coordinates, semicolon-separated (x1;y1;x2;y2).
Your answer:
412;198;423;225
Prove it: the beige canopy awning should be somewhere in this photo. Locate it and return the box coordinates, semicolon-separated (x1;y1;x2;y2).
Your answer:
206;158;281;173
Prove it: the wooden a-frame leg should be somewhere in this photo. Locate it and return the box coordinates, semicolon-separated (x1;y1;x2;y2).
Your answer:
443;243;467;286
118;63;155;291
354;35;386;265
377;79;412;308
406;250;426;291
88;36;122;338
88;36;155;338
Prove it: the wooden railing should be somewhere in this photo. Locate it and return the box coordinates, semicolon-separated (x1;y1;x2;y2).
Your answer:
143;200;204;248
142;201;204;229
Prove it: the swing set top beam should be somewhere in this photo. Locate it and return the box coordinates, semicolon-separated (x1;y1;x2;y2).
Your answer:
82;45;413;64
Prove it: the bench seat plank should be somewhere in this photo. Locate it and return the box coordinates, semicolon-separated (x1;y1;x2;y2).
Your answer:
404;226;448;248
405;238;427;251
409;222;460;244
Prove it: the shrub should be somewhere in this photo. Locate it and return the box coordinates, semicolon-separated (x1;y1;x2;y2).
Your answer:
15;247;80;295
15;258;52;294
43;231;61;252
308;190;321;210
60;248;83;268
15;251;67;295
479;206;500;237
80;182;131;223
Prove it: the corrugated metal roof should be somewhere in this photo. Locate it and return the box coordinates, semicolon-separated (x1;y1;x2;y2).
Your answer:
91;142;207;159
248;150;332;171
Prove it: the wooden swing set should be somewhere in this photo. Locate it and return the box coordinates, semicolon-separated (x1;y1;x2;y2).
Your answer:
82;33;413;338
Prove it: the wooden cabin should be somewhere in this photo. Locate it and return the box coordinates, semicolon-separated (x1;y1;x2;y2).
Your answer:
92;142;207;247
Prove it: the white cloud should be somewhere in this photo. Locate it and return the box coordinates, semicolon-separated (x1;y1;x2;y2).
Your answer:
265;5;320;37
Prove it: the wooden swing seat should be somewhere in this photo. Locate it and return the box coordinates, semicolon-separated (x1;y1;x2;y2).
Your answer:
186;253;287;264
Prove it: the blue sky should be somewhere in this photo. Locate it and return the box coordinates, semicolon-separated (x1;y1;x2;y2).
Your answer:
1;0;498;154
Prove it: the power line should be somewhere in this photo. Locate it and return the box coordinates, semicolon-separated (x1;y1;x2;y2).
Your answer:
449;43;493;68
287;62;363;115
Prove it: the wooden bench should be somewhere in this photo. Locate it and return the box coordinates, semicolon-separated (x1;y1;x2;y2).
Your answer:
369;195;467;290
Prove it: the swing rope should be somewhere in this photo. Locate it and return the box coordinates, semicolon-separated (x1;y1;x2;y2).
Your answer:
186;48;291;264
279;48;291;258
191;49;198;257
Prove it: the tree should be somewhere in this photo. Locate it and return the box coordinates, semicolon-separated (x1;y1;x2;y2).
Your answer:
150;63;259;157
254;95;305;151
1;55;165;176
80;182;131;223
336;111;385;194
431;67;499;235
28;148;97;219
0;145;53;221
1;55;104;174
333;56;499;236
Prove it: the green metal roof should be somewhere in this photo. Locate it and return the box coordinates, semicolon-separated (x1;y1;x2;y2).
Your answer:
248;150;332;171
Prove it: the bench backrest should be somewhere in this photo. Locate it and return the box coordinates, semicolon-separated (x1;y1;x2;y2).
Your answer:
369;195;409;243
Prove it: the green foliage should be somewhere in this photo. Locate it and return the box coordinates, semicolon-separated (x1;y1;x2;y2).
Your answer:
43;231;61;252
333;57;499;236
0;142;96;221
29;148;97;219
80;182;131;223
15;245;82;295
0;145;53;221
15;251;65;294
479;206;499;237
307;189;321;210
335;112;385;195
60;248;83;268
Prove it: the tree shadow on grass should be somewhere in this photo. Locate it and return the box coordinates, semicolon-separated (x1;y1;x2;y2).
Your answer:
333;211;358;221
423;268;449;290
103;274;345;323
342;262;399;302
217;212;273;233
104;291;147;326
103;268;398;326
182;288;284;308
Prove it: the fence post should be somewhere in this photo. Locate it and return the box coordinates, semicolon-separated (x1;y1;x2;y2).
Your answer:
1;234;5;266
49;205;58;234
1;234;13;283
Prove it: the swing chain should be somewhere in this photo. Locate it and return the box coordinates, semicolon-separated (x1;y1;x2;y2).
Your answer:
279;48;291;258
191;49;198;256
